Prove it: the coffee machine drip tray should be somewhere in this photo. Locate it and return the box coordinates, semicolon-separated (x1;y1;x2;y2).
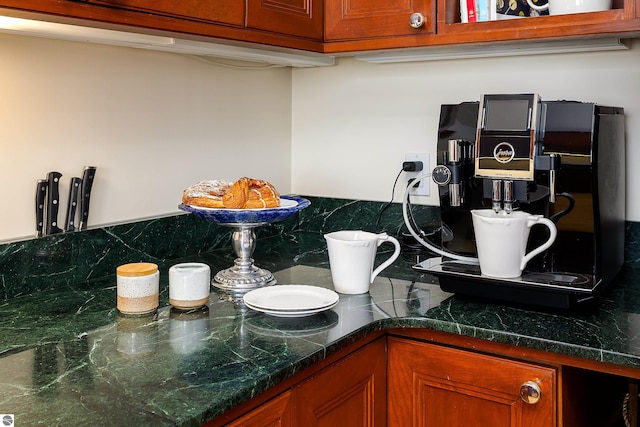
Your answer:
414;257;601;310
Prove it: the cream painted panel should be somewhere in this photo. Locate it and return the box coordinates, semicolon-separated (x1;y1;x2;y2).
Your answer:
291;43;640;222
0;34;292;241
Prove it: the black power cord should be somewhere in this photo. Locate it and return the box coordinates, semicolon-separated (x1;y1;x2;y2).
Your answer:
375;160;427;230
375;168;404;229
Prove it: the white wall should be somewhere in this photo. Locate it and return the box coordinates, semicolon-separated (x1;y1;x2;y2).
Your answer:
291;41;640;222
2;32;640;242
0;34;293;242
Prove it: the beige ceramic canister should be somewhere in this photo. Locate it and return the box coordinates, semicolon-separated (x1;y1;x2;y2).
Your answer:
116;262;160;315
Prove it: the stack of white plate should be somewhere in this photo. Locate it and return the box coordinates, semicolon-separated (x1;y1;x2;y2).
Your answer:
243;285;339;317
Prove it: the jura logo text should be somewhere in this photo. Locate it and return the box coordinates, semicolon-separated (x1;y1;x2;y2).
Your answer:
493;142;515;164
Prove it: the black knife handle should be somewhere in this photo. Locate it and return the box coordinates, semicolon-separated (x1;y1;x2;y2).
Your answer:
46;171;63;235
35;179;48;237
65;177;82;232
79;166;97;230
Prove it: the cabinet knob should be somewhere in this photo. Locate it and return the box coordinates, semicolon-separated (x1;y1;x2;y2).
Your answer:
409;13;425;29
519;381;541;404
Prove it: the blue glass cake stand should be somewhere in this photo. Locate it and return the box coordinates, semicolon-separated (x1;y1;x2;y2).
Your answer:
179;196;310;291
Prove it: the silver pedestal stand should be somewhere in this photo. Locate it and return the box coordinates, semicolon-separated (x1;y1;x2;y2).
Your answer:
179;196;310;295
213;223;276;290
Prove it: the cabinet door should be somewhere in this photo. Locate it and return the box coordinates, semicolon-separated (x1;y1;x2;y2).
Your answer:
83;0;245;26
388;337;556;427
247;0;323;40
225;391;292;427
325;0;435;41
294;338;386;426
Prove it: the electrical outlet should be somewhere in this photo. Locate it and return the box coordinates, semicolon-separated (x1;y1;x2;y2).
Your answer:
404;153;430;196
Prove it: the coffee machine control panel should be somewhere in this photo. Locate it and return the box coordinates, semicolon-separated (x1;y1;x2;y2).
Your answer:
475;93;539;181
475;93;560;212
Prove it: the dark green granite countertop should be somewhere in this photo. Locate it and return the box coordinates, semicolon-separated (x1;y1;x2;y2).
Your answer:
2;230;640;426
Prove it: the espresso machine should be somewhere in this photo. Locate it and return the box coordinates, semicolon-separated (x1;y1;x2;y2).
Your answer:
411;94;625;309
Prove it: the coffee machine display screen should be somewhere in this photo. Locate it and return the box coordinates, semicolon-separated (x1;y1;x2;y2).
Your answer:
484;99;531;131
475;94;540;180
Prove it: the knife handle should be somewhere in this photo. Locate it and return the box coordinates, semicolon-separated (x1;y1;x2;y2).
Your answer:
46;171;63;235
65;177;82;232
35;179;48;237
79;166;97;230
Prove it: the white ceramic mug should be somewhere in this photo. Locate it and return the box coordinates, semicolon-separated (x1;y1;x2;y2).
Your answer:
471;210;557;278
169;263;211;310
526;0;611;15
324;230;401;294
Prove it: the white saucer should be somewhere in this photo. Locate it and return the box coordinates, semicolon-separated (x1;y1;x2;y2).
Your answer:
243;285;339;317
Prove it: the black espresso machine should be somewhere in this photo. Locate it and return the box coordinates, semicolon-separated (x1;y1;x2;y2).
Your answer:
411;94;625;310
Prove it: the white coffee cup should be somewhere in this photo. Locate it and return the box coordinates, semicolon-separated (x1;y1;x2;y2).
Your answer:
526;0;611;15
324;230;401;294
169;263;211;310
471;210;557;278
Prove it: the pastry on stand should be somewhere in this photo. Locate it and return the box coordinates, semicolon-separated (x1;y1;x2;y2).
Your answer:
179;178;310;293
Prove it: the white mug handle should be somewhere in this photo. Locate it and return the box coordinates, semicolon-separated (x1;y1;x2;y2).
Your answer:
371;233;401;282
520;216;557;271
526;0;549;11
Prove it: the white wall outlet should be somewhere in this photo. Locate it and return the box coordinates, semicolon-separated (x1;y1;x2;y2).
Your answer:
404;153;430;196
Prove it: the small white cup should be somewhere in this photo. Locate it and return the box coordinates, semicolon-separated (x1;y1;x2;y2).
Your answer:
471;210;557;278
526;0;611;15
169;263;211;310
324;230;401;294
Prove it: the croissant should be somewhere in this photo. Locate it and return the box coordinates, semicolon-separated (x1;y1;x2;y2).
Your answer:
222;177;280;209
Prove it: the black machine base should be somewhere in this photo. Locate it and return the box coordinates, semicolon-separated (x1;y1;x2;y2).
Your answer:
414;257;605;311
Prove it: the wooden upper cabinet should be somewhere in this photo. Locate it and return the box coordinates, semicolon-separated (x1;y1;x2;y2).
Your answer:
247;0;323;40
81;0;245;26
388;337;556;427
436;0;634;38
324;0;435;41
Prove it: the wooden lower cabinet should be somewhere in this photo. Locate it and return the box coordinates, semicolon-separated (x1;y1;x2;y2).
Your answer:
388;336;556;427
294;337;386;426
222;337;386;426
218;333;639;426
226;391;292;427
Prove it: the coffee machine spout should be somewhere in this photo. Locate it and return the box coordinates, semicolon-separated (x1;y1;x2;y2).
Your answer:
503;180;514;213
491;180;502;212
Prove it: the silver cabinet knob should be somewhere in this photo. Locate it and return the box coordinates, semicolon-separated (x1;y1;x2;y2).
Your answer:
409;12;425;28
519;381;541;404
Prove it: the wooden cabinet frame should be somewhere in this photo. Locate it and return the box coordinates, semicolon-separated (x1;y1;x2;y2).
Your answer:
0;0;639;54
